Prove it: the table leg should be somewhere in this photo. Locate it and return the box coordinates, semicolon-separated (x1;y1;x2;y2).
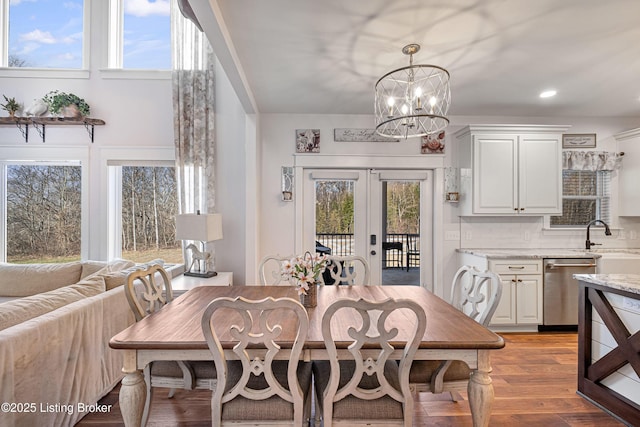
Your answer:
119;350;146;427
467;351;494;427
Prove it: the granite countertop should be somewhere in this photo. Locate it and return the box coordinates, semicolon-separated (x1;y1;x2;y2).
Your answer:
456;248;602;259
574;274;640;295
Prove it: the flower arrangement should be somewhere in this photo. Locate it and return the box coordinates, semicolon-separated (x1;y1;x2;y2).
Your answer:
281;252;329;295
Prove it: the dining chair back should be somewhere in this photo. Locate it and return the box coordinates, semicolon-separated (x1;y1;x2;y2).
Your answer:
125;263;173;321
314;297;426;427
409;265;502;398
201;296;312;426
321;255;370;285
258;255;295;285
124;264;216;426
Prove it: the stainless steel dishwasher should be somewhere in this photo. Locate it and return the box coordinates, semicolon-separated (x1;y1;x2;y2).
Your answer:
542;258;596;329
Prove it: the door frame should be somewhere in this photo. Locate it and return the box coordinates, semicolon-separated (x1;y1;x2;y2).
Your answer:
369;169;433;289
293;154;445;294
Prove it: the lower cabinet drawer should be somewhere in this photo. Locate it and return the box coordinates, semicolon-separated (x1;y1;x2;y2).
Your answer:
489;259;542;275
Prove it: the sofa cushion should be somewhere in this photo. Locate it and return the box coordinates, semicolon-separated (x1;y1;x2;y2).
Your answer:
0;261;83;297
101;259;164;291
0;275;105;331
82;259;137;290
80;261;108;279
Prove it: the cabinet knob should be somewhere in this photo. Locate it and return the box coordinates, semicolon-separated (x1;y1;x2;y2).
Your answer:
519;208;525;211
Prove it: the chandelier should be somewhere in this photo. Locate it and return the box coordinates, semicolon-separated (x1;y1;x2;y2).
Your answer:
374;44;451;139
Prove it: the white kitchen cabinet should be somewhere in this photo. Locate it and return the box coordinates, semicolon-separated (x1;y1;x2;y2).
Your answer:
489;259;543;326
614;128;640;216
455;125;569;216
458;253;543;330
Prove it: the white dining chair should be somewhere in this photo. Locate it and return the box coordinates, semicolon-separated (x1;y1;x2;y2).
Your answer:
201;296;312;426
124;264;217;426
258;255;295;285
409;265;502;399
320;255;370;285
313;297;426;427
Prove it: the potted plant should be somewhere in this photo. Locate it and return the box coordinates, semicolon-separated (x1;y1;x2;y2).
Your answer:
1;95;20;118
42;90;90;118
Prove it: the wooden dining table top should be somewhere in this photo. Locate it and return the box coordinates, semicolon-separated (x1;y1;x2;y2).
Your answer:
109;285;505;352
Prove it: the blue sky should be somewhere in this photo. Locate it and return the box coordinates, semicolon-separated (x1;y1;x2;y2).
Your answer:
9;0;170;69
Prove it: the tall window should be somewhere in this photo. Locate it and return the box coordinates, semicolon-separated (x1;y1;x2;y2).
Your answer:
6;0;85;68
6;164;82;263
550;170;611;227
109;0;171;70
118;165;181;263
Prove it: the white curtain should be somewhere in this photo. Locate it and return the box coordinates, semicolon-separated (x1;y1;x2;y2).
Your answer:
562;151;623;171
171;1;217;267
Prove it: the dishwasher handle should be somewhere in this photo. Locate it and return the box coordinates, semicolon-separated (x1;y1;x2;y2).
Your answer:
545;262;596;269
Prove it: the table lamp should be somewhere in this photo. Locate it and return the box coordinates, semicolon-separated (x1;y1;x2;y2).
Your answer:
175;211;223;277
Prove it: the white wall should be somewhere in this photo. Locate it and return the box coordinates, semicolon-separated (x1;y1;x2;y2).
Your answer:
213;57;247;284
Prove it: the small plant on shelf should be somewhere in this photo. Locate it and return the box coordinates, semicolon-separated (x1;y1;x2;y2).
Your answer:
42;90;90;118
1;95;21;117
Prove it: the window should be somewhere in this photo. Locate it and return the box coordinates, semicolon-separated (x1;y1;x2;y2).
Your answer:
5;163;82;263
4;0;85;69
108;0;171;70
110;164;181;263
550;170;611;227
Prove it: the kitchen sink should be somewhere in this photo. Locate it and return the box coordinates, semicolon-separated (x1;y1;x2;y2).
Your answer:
589;250;640;274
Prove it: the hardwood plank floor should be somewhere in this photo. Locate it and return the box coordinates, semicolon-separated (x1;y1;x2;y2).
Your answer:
77;332;625;426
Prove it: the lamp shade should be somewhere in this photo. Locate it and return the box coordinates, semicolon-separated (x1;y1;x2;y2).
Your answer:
175;213;223;242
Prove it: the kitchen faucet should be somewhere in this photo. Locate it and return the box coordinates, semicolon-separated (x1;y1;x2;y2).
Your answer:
585;219;612;249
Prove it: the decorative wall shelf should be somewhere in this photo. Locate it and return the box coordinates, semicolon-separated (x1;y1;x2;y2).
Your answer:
0;116;106;143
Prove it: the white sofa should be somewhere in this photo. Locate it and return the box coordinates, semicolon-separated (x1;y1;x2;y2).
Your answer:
0;259;157;427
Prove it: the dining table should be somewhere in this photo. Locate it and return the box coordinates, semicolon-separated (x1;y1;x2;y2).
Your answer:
109;284;504;427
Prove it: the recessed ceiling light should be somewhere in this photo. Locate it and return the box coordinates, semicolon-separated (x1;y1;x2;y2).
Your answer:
539;90;557;98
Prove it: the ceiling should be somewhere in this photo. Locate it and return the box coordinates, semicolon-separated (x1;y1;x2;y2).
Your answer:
193;0;640;118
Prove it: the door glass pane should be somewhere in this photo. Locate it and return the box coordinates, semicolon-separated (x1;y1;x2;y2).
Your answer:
382;181;420;285
121;166;181;263
7;165;81;263
314;180;354;256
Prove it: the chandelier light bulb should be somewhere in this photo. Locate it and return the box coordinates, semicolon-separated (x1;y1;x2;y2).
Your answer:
415;87;423;110
386;96;395;117
401;104;409;115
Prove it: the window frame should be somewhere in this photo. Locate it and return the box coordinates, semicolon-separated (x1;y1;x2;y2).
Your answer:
0;0;91;78
100;147;175;261
545;169;613;231
0;146;90;262
101;0;171;80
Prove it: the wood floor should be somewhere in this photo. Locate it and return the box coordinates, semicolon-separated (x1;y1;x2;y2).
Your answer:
77;332;625;426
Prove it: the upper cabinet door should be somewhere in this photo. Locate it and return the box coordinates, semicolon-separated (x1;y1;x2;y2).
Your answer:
457;125;567;216
472;134;518;214
518;134;562;215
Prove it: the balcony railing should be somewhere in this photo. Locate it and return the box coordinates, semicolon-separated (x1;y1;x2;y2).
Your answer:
315;233;419;269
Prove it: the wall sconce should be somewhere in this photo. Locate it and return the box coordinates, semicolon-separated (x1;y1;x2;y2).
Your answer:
282;166;294;201
444;167;459;202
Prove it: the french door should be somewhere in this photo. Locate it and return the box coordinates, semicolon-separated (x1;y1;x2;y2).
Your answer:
301;168;433;289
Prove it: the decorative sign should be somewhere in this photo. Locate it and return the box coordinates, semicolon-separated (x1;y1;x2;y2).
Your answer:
334;128;399;142
562;133;596;149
